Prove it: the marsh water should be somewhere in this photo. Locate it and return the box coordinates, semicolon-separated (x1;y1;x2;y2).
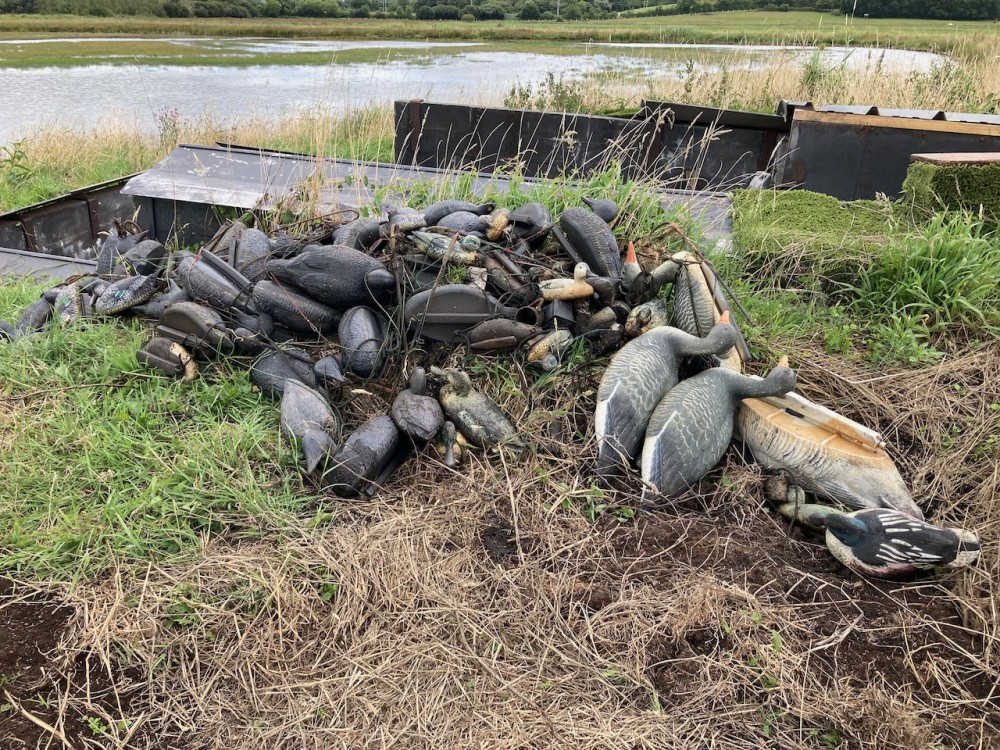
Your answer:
0;38;945;144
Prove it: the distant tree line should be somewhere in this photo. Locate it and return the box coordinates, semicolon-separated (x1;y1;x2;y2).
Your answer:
1;0;996;19
839;0;998;21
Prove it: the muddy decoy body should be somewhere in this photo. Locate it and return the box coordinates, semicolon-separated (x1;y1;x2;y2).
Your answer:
526;329;572;371
778;503;980;579
595;315;739;476
177;252;253;314
410;231;481;265
280;380;341;474
625;298;671;337
391;368;445;442
431;367;518;448
739;391;923;519
266;244;395;307
324;415;401;496
53;283;83;323
641;358;796;500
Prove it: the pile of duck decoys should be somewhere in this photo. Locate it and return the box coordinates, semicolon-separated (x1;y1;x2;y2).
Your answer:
2;195;981;581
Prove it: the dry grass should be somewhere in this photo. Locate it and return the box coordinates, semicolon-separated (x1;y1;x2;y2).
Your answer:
18;340;994;749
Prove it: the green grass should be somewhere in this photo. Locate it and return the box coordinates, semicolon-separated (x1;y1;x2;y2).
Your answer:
0;12;998;58
0;280;317;581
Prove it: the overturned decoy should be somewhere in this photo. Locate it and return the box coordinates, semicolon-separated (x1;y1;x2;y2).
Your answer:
404;285;516;343
338;306;387;378
423;200;494;226
118;239;166;276
266;244;395;307
539;263;595;302
641;357;796;501
323;415;401;496
595;314;739;477
582;196;618;223
280;380;341;474
430;366;518;448
249;347;318;400
53;283;83;324
739;391;923;519
391;368;445;442
383;202;426;234
95;273;161;315
559;207;621;278
137;336;198;382
468;318;542;353
333;216;381;252
252;280;341;336
778;502;980;579
481;207;511;242
509;202;554;248
233;227;274;282
177;251;253;313
624;297;670;337
156;301;234;356
526;329;572;371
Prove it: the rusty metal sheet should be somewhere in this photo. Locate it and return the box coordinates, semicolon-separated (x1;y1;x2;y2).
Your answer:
642;100;787;131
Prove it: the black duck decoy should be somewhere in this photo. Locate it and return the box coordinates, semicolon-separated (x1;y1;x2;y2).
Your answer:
15;297;53;334
509;202;554;249
404;285;516;343
423;200;494;226
118;239;166;276
136;336;198;381
266;244;395;307
582;196;618;223
323;415;401;496
333;216;381;252
641;357;796;501
595;314;739;476
391;368;445;442
252;280;341;336
559;207;621;278
233;227;274;282
280;379;341;474
130;280;191;319
249;347;318;400
338;306;387;378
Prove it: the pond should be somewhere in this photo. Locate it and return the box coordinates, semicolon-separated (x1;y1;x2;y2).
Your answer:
0;38;946;145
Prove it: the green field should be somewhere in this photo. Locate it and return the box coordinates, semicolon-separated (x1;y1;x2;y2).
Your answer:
0;10;997;58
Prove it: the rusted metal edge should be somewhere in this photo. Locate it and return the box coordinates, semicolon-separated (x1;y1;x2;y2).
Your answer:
0;173;139;221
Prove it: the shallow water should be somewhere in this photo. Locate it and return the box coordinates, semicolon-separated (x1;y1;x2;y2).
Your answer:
0;39;946;145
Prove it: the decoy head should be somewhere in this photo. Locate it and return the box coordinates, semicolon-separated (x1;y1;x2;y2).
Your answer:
764;355;797;392
708;310;739;350
429;366;471;395
459;234;481;252
573;262;591;282
824;513;868;548
409;367;427;395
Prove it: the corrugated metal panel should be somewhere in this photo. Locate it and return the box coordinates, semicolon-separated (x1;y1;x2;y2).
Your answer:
122;143;543;213
642;100;787;131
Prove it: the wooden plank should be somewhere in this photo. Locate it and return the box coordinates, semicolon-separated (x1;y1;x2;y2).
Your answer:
911;152;1000;165
793;108;1000;137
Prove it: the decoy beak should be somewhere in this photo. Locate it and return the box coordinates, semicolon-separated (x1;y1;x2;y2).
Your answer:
625;241;637;265
777;354;789;368
719;310;730;324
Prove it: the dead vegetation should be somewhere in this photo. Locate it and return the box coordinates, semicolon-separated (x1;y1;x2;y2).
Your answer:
8;338;993;749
